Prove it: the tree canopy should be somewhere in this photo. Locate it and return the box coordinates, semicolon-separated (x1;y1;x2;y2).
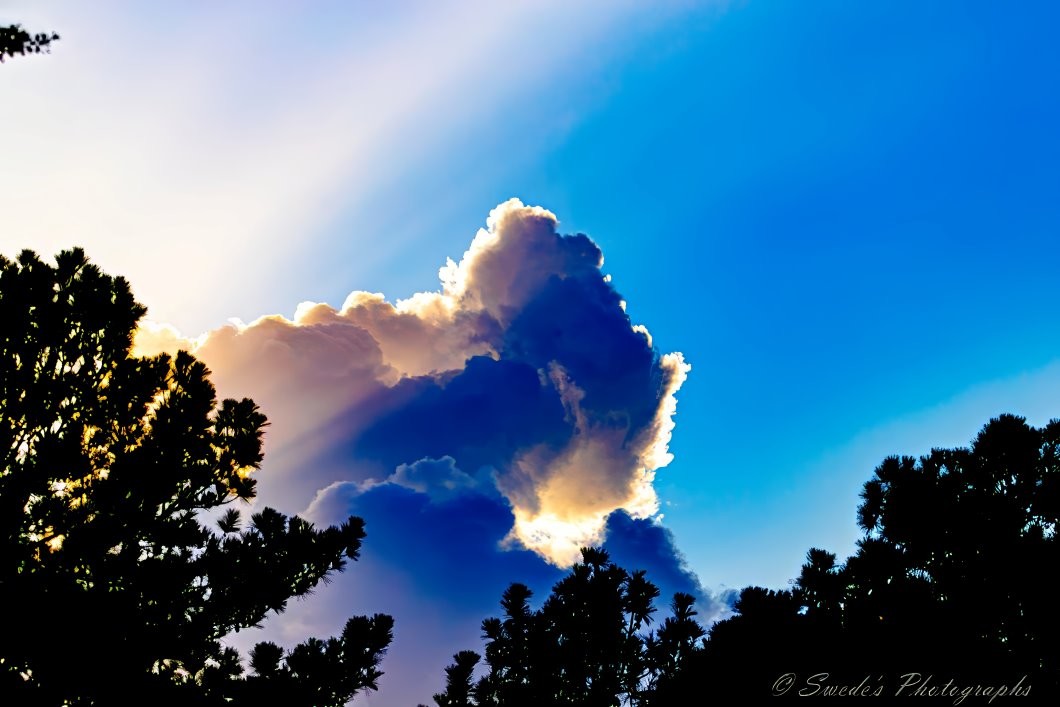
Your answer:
432;415;1060;703
1;24;59;63
698;413;1059;699
431;547;707;707
0;248;392;706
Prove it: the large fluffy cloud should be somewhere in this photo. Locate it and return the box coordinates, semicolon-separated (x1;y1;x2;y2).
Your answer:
137;199;717;704
136;199;690;566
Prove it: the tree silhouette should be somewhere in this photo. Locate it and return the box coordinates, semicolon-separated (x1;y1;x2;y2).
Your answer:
696;414;1059;700
0;248;392;706
433;547;708;707
434;650;481;707
1;24;59;63
641;592;706;703
439;415;1059;703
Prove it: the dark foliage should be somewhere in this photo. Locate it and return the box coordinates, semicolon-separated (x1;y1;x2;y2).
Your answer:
433;547;707;707
1;24;59;63
436;415;1059;704
0;249;392;706
696;414;1059;701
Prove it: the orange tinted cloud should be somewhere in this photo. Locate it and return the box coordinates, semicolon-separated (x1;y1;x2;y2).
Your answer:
136;200;689;567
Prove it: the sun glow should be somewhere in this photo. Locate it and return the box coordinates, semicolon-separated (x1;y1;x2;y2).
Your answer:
507;508;610;568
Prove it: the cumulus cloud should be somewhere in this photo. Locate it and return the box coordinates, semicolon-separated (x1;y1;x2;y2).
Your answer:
137;199;690;567
267;469;729;706
174;199;715;705
302;469;728;620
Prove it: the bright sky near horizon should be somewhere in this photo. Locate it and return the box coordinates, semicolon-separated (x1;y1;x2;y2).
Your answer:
5;2;1060;704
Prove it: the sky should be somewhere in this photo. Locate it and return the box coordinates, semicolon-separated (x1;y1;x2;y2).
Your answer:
4;1;1060;705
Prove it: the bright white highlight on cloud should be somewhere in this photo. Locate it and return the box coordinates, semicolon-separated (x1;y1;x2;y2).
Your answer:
135;200;689;567
500;354;690;565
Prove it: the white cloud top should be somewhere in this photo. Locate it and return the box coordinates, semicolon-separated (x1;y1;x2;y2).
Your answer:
135;200;688;567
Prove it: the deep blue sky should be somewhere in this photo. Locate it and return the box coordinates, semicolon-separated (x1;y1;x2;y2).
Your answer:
296;0;1060;590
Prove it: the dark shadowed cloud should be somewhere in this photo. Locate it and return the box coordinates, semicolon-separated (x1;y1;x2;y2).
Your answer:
272;468;730;705
137;199;710;704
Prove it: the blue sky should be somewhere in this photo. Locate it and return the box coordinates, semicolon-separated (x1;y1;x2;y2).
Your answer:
4;1;1060;704
294;0;1060;590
